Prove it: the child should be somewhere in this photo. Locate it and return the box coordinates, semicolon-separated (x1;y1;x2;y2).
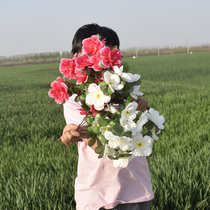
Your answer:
60;23;153;210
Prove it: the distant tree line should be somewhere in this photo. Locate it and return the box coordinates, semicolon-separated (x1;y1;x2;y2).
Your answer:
0;44;210;67
121;44;210;57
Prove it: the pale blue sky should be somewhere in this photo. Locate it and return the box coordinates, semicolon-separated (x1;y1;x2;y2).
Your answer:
1;0;209;56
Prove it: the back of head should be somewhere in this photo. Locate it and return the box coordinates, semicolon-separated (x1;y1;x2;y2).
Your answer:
72;23;120;54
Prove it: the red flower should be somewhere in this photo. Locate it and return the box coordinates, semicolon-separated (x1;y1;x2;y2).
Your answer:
82;35;104;56
89;51;103;71
90;105;99;116
79;108;90;116
48;77;69;104
76;70;88;84
110;48;122;68
90;105;105;116
59;57;77;79
75;54;92;70
100;47;111;68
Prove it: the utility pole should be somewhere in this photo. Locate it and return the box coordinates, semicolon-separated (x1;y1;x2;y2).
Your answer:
186;38;189;54
135;48;138;57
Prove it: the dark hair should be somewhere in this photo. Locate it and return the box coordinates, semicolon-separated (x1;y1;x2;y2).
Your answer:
71;23;120;54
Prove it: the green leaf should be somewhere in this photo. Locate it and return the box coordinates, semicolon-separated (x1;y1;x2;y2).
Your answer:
121;61;130;73
97;118;108;126
118;104;125;113
99;81;107;86
95;113;102;119
95;146;104;154
125;100;130;107
86;117;94;125
126;84;134;93
88;137;97;147
99;134;106;142
108;87;113;95
127;95;133;102
80;94;86;101
100;85;110;96
98;152;104;159
122;131;132;138
75;96;80;102
112;123;123;136
92;126;101;134
145;120;155;130
109;121;116;128
131;79;141;86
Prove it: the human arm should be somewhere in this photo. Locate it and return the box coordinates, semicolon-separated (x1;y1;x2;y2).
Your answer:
60;123;98;149
134;97;148;112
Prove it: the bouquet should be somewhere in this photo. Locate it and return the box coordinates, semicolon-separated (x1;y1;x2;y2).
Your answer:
49;35;165;168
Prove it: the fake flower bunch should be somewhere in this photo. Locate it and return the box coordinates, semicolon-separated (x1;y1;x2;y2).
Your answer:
49;35;165;168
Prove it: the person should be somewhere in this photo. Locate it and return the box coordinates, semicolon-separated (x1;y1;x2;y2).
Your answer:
60;23;153;210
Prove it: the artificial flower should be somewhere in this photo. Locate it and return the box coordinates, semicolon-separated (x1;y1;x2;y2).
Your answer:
121;101;139;120
76;69;88;84
104;71;124;93
75;54;92;70
113;157;130;168
130;85;144;99
82;35;104;56
110;48;122;68
147;108;165;129
48;77;69;104
86;83;111;110
132;111;148;135
120;116;137;132
59;58;77;79
104;131;120;149
132;133;153;156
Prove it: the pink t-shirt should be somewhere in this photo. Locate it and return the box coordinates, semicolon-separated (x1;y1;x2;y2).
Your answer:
63;95;154;210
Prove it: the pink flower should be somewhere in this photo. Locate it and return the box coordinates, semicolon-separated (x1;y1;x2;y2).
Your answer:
82;35;105;56
100;47;111;68
111;48;122;68
90;105;105;116
79;108;90;116
76;70;88;84
59;57;77;79
48;77;69;104
89;51;103;71
75;54;92;70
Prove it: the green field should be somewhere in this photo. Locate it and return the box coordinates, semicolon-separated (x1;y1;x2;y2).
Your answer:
0;52;210;209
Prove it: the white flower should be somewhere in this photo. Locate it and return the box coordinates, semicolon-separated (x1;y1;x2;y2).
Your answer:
147;108;165;129
132;133;153;156
86;83;111;110
92;119;99;127
117;136;133;151
104;71;124;93
105;104;119;114
100;125;110;134
113;66;140;83
113;155;134;168
132;111;148;135
151;127;161;141
113;157;129;168
103;144;116;158
130;85;144;99
120;116;136;132
121;101;139;120
104;131;119;149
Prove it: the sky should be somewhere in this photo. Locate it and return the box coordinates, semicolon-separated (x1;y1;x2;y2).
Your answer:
0;0;210;57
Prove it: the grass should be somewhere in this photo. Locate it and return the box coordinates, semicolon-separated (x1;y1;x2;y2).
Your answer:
0;52;210;209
